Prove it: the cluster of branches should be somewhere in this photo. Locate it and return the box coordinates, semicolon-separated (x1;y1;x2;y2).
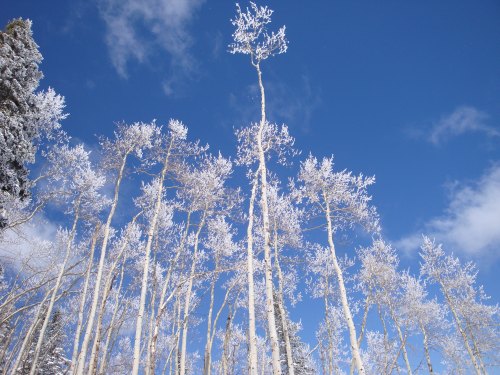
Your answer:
0;3;498;375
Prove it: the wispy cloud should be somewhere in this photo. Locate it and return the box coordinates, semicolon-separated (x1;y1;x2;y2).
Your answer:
0;217;58;272
97;0;205;94
426;106;499;145
396;165;500;258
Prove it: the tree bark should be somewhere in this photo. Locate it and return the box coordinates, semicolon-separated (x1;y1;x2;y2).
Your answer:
71;223;100;372
323;196;365;374
98;254;126;375
420;322;433;374
255;60;281;375
76;151;129;375
273;219;294;375
29;197;81;375
439;281;482;375
132;139;173;375
179;210;206;375
245;170;259;375
149;212;191;375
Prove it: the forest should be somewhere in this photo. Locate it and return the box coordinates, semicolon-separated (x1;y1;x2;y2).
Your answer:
0;2;498;374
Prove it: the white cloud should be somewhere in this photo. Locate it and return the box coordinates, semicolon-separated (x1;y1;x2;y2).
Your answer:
0;216;59;272
97;0;205;91
428;106;499;145
397;165;500;257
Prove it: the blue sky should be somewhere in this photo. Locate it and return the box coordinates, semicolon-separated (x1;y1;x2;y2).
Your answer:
3;0;500;356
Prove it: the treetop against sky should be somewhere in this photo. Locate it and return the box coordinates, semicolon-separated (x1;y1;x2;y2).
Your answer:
0;0;499;374
2;0;499;256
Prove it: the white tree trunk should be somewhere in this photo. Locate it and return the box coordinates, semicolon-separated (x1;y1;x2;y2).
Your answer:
350;297;370;375
324;196;365;375
179;210;206;375
245;170;259;375
255;61;282;375
420;322;433;374
149;212;191;375
273;221;295;375
71;223;100;372
76;152;129;375
29;198;81;375
11;287;53;374
205;274;240;375
89;212;141;374
440;281;482;375
388;306;412;375
203;254;219;375
145;241;159;375
98;255;126;375
132;140;173;375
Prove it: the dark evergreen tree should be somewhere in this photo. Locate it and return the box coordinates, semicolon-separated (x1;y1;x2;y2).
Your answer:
0;19;43;201
273;291;316;375
38;309;68;375
16;309;68;374
0;18;66;228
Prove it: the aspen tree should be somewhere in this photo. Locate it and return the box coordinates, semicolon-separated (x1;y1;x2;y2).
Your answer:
295;155;379;374
76;122;158;375
230;3;289;373
27;144;106;374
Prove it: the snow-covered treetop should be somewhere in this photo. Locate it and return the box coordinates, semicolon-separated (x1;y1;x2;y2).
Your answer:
100;121;161;168
420;236;485;302
294;154;380;233
399;272;447;331
229;2;288;65
33;88;68;142
267;181;302;249
357;239;402;306
134;177;174;229
46;144;109;215
168;118;188;141
176;153;234;212
205;215;238;258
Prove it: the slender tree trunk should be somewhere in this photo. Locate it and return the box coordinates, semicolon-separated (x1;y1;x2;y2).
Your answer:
203;275;217;375
132;140;173;375
350;297;370;375
145;237;160;375
89;212;141;374
388;306;412;375
149;212;191;375
174;293;182;375
272;220;294;375
179;210;206;375
71;223;100;372
29;198;81;375
323;277;333;375
323;196;365;375
439;282;482;375
98;254;126;375
377;304;393;374
221;312;232;375
11;287;52;375
203;253;220;375
205;276;240;375
76;152;129;375
245;170;259;375
419;322;433;374
87;267;116;374
254;61;282;375
88;253;121;373
465;320;487;375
